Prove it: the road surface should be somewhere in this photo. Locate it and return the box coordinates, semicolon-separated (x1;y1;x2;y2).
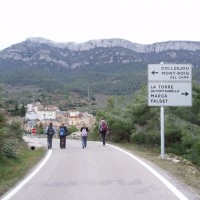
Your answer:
1;137;189;200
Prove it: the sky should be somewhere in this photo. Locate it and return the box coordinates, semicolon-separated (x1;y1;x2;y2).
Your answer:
0;0;200;50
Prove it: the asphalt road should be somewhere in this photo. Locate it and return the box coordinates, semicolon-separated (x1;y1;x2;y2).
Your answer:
2;137;189;200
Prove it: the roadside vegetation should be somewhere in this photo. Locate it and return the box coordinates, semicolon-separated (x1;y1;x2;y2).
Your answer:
0;113;46;196
91;81;200;168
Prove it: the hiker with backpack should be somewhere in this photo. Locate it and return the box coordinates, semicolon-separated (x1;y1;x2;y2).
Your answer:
45;122;56;149
59;123;68;149
98;118;108;146
80;124;89;149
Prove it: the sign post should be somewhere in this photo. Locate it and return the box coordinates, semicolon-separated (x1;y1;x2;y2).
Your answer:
148;64;192;159
161;106;164;159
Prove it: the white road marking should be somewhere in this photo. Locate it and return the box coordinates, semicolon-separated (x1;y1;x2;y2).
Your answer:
107;144;188;200
1;150;52;200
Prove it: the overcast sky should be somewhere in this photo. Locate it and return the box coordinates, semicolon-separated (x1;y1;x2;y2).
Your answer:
0;0;199;50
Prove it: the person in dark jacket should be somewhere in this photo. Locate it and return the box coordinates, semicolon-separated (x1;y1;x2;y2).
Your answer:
58;123;68;149
45;122;56;150
98;118;108;146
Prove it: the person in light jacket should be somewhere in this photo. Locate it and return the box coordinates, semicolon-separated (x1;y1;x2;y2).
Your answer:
80;124;89;149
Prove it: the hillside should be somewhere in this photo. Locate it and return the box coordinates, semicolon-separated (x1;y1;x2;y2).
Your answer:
1;38;200;110
1;38;200;69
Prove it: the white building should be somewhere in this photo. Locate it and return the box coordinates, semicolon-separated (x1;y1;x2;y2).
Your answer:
25;111;38;121
25;102;59;121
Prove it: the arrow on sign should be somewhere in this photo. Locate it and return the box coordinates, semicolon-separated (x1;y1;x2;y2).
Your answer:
151;71;159;75
181;92;189;96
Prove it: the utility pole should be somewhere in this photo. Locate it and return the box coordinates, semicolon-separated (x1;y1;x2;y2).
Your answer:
88;86;90;100
32;91;35;104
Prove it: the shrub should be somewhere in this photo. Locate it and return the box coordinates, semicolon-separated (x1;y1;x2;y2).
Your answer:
181;130;196;149
68;125;78;134
106;118;132;142
145;130;160;145
88;123;100;141
186;139;200;165
1;138;21;159
0;114;6;127
130;128;160;146
165;126;182;147
10;121;23;140
0;127;9;153
166;143;186;155
130;130;146;144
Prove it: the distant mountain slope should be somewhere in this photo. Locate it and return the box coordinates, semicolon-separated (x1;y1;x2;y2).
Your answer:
0;38;200;70
0;38;200;98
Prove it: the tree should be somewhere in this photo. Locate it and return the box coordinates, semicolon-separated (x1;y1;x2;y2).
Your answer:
19;104;26;117
13;104;19;116
68;125;78;134
36;123;44;135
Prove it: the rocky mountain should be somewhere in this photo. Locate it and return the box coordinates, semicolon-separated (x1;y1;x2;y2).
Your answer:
1;37;200;69
1;37;200;105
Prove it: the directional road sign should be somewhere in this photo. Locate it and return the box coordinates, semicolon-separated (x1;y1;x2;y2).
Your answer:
148;64;192;82
148;82;192;106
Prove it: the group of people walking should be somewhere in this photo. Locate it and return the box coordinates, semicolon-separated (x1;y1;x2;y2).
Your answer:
45;118;108;149
45;122;68;149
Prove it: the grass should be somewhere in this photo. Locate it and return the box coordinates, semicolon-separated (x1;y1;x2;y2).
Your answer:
0;146;46;196
114;142;200;195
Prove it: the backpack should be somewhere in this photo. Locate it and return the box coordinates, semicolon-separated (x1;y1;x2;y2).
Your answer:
47;126;55;136
82;128;87;136
59;127;66;136
101;121;108;132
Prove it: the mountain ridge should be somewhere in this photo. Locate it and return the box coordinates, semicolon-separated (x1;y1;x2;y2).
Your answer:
21;37;200;52
1;37;200;101
1;37;200;70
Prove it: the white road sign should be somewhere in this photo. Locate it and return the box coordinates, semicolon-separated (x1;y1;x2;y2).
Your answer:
148;82;192;106
148;64;192;82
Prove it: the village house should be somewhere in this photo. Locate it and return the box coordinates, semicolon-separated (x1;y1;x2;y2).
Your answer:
56;110;68;124
25;102;59;121
25;102;96;132
67;109;82;126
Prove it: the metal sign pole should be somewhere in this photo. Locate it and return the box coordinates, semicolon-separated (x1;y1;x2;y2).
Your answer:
160;106;165;159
